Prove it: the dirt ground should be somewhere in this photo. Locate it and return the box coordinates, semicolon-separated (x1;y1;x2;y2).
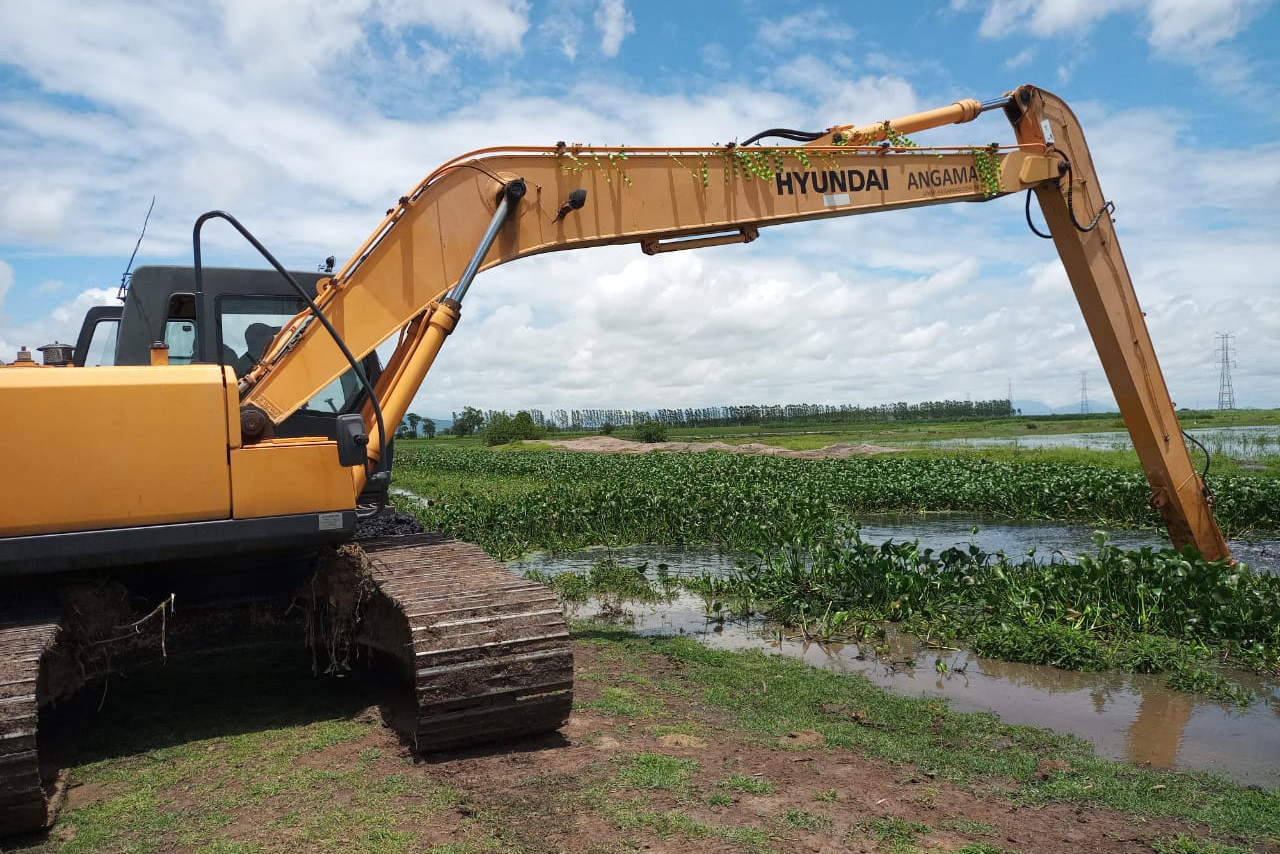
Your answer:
412;644;1199;854
32;637;1254;854
528;435;903;459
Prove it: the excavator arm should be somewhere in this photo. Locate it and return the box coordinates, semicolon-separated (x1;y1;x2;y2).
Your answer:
232;84;1227;560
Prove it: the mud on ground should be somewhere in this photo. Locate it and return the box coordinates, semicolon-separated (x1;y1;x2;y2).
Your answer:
529;435;903;459
30;632;1273;854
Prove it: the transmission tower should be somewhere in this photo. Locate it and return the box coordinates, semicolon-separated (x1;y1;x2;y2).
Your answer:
1216;332;1236;410
1079;372;1089;414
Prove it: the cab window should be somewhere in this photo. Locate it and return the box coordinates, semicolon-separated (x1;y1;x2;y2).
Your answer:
217;294;367;413
217;295;302;379
163;293;197;365
82;319;119;366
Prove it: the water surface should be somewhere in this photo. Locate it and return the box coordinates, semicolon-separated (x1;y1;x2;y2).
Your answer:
508;542;1280;787
920;424;1280;457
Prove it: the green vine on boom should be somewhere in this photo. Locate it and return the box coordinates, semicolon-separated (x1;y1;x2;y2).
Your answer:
558;145;632;186
969;143;1001;197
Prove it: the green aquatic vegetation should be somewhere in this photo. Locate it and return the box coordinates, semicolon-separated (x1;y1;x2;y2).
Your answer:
524;559;671;603
688;529;1279;688
392;446;1280;561
392;445;1280;686
1163;665;1256;706
971;622;1111;671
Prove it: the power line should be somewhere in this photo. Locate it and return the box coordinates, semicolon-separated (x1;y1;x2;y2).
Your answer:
1215;332;1236;410
1079;371;1089;414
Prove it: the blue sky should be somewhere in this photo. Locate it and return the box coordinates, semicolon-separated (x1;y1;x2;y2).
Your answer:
1;0;1277;413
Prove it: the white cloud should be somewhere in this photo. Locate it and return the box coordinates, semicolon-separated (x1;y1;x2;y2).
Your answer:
0;261;12;313
1005;46;1034;69
0;285;117;361
961;0;1267;90
378;0;531;53
594;0;633;57
756;8;856;49
0;1;1276;413
1144;0;1266;54
541;1;585;60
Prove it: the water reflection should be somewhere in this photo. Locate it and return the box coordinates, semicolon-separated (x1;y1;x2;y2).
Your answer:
856;512;1280;575
508;546;1280;788
920;424;1280;457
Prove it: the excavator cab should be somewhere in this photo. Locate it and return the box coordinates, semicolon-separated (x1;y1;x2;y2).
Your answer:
70;265;392;498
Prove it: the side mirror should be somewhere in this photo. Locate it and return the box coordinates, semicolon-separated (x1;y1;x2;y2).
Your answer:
335;414;369;467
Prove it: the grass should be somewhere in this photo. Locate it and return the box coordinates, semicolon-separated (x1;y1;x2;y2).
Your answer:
424;407;1280;448
22;625;1278;854
575;627;1280;840
716;774;775;795
614;753;698;793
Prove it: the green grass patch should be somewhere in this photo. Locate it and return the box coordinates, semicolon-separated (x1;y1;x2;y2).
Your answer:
779;807;831;831
1152;835;1258;854
717;774;775;795
615;753;698;792
577;686;666;718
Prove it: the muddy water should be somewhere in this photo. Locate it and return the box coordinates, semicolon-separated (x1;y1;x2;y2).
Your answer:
507;544;1280;788
854;512;1280;574
921;424;1280;457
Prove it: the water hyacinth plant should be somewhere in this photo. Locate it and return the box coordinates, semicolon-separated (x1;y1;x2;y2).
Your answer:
684;528;1279;693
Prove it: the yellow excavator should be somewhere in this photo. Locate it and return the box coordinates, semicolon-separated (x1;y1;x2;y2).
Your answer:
0;85;1230;835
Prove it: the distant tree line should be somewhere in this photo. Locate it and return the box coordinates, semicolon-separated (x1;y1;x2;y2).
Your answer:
486;399;1015;432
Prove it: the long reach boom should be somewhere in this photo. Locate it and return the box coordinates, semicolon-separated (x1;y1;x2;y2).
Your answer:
235;85;1228;561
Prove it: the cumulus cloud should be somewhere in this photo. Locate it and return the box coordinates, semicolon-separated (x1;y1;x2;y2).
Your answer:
0;261;12;312
594;0;633;57
756;7;856;48
378;0;531;53
0;282;117;362
957;0;1268;90
0;1;1276;413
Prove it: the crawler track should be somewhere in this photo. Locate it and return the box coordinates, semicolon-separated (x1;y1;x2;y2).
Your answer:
359;534;574;751
0;609;62;837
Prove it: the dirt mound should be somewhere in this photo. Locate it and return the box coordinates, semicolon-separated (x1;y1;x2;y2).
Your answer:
527;436;902;458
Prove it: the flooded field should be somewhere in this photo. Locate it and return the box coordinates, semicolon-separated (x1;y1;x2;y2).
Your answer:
853;512;1280;574
921;424;1280;458
508;540;1280;788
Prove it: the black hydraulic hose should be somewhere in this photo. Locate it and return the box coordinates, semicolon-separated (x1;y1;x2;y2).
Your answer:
1026;189;1053;239
1024;155;1116;236
1059;158;1113;233
192;211;388;518
1183;429;1212;482
740;127;827;147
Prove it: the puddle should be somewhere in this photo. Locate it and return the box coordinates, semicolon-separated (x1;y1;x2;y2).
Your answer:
507;544;1280;788
919;424;1280;458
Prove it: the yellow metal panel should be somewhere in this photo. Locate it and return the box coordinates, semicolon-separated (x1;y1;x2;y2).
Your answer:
222;366;242;450
230;440;356;518
0;365;233;536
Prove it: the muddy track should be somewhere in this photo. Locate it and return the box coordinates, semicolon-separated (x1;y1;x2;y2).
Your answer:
359;534;574;751
0;609;63;836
